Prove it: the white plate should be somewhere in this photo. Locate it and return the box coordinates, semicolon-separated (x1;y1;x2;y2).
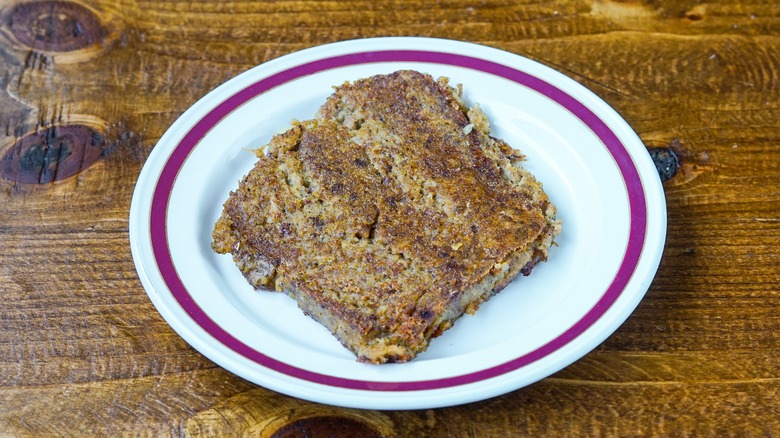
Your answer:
129;37;666;410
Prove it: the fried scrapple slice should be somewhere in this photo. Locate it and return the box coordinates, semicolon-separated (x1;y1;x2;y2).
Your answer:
212;70;561;363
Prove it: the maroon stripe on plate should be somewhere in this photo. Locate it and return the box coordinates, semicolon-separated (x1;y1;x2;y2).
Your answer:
149;49;647;391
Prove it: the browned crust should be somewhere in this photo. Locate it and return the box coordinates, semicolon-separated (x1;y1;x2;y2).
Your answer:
212;70;561;363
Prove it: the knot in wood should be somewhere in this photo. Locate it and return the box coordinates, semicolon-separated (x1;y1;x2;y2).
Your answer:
648;147;679;182
1;125;105;184
8;1;104;52
271;416;383;438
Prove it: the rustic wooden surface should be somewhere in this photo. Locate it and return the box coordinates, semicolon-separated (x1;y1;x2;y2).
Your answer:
1;0;778;436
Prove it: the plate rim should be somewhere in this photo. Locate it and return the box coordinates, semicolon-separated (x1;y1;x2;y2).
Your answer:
129;36;666;409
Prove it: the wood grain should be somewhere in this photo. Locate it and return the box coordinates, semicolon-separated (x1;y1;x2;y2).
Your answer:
1;0;779;436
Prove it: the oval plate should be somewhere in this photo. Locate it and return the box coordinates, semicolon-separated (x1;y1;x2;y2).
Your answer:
129;37;666;410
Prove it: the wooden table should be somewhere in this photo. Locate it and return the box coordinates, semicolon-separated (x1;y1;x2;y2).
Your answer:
1;0;778;436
